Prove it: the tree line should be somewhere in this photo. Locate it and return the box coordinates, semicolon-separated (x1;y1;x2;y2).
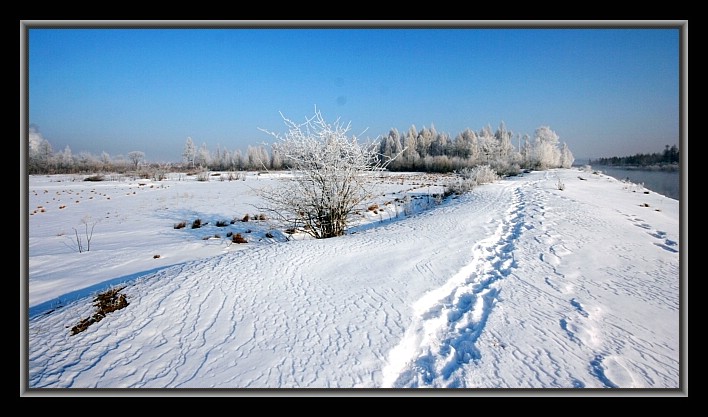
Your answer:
376;122;573;174
27;122;575;176
589;145;679;168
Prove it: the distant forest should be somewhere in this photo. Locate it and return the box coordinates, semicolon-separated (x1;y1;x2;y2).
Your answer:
27;122;575;176
589;145;679;168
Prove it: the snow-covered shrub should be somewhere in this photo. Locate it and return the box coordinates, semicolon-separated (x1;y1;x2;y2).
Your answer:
196;170;210;182
445;176;477;196
444;165;500;196
461;165;499;185
556;177;565;191
257;109;396;239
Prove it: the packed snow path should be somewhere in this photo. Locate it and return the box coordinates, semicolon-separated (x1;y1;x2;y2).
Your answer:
27;170;680;389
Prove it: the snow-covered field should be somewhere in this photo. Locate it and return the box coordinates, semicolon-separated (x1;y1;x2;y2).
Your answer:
22;168;683;392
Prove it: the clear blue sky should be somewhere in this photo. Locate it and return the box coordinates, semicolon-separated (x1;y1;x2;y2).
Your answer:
27;25;681;162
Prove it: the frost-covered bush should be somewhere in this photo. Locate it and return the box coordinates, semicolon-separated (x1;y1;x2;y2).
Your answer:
556;177;565;191
490;160;521;177
445;176;476;196
445;164;500;196
460;165;499;185
196;170;210;182
257;109;396;239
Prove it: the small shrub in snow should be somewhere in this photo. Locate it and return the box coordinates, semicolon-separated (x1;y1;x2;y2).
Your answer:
196;171;210;182
556;177;565;191
445;177;475;196
232;233;248;244
444;165;500;196
152;170;167;181
68;215;97;253
191;219;202;229
462;165;499;185
70;287;129;335
174;221;187;229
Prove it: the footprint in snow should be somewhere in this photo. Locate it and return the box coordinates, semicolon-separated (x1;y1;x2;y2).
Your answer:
570;298;589;318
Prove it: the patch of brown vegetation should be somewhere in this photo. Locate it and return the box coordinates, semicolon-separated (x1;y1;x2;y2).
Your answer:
70;287;129;335
232;233;248;244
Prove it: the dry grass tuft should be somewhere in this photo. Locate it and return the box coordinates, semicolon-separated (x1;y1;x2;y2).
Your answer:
70;287;129;335
232;233;248;244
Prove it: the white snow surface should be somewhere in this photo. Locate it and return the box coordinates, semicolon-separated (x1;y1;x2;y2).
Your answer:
24;169;683;391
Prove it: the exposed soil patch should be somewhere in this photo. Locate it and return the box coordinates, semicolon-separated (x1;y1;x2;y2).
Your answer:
70;287;129;335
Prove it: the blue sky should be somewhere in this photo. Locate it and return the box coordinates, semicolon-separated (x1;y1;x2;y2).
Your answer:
27;24;681;162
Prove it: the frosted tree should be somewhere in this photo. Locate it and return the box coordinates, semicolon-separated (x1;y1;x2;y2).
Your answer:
454;128;478;162
478;131;497;164
60;145;73;169
195;142;210;168
531;139;554;170
530;126;560;169
520;134;532;168
127;151;145;170
257;109;395;239
535;125;560;146
246;145;270;170
100;151;111;167
378;128;405;170
183;137;196;168
212;144;223;170
28;126;54;173
233;149;244;170
402;125;420;169
495;121;514;160
429;131;449;157
559;142;575;168
416;126;434;158
77;152;99;171
270;147;283;170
